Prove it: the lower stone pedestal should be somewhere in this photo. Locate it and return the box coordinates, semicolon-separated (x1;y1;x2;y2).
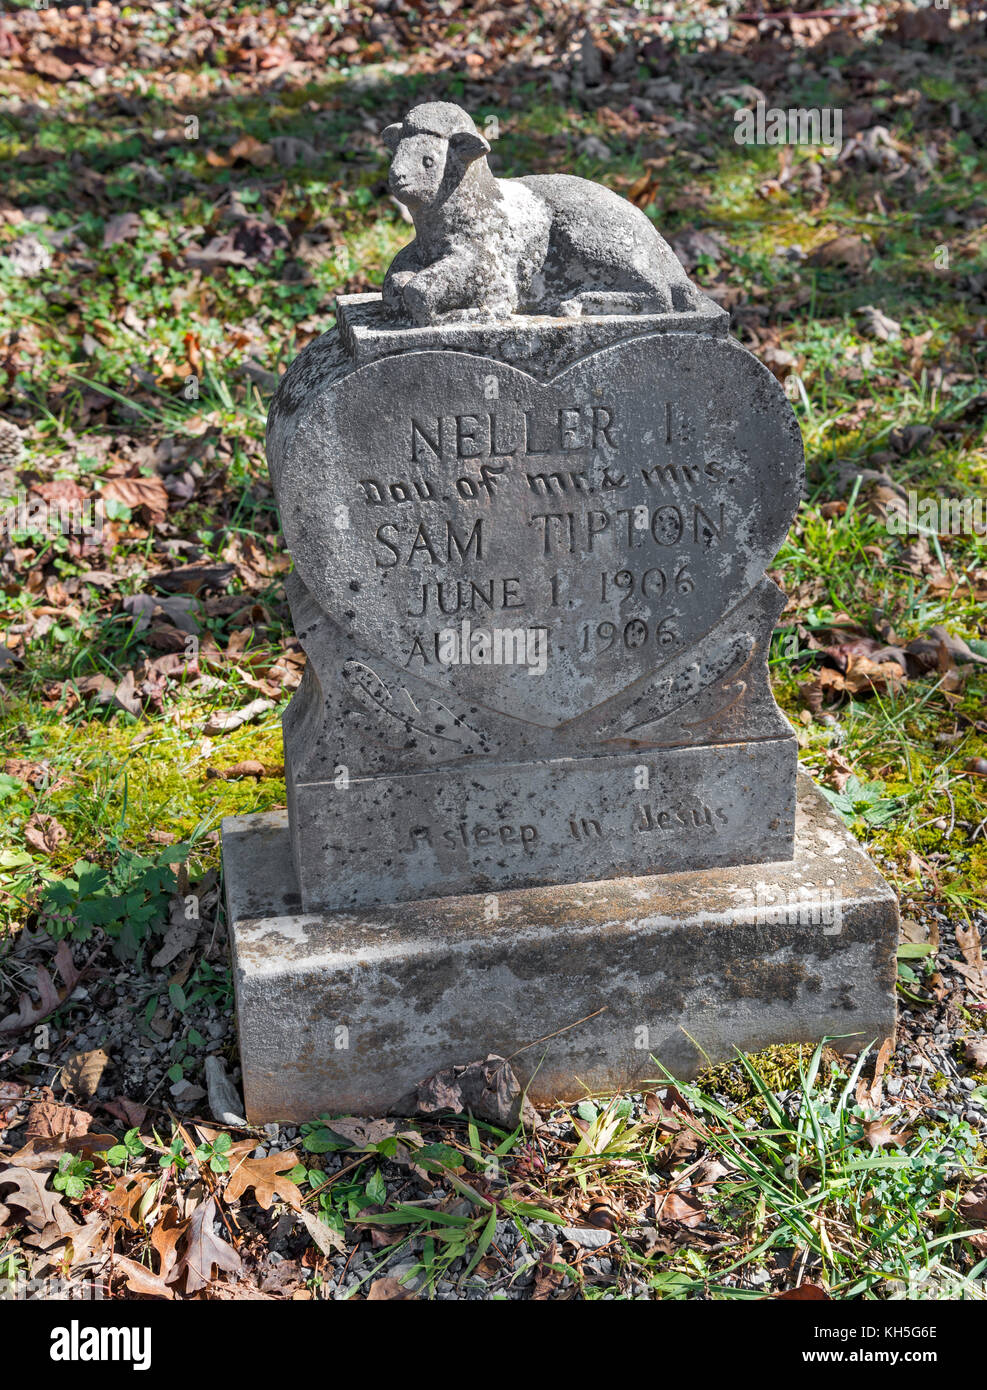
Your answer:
223;774;898;1124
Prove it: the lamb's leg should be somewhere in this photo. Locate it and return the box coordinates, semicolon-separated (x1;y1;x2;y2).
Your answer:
382;241;422;318
403;254;515;326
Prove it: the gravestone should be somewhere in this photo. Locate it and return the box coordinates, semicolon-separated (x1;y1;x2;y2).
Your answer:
223;103;898;1123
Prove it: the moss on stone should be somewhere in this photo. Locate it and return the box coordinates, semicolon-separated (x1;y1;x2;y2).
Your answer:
697;1042;847;1102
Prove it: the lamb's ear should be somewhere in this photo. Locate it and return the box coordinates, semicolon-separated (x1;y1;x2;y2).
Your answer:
448;129;491;164
381;123;403;152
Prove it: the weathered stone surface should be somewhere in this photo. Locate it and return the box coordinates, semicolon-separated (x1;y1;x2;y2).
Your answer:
270;314;799;727
224;774;899;1123
268;294;804;909
288;737;795;910
337;290;729;370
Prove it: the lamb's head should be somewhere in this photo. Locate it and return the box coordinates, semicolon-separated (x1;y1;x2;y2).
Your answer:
382;102;491;215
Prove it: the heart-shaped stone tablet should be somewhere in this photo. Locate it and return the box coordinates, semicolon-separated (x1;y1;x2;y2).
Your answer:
271;332;803;726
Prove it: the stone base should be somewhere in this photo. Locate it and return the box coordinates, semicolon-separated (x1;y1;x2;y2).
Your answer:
223;774;898;1123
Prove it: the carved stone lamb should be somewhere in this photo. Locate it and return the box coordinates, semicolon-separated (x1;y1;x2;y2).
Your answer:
381;101;705;326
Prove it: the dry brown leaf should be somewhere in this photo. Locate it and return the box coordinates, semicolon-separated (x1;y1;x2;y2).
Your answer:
842;654;907;697
900;917;929;944
861;1117;908;1150
322;1117;419;1150
808;234;872;270
777;1282;830;1300
856;1036;895;1110
107;1173;158;1233
645;1085;707;1164
60;1048;110;1102
693;1156;731;1189
176;1195;242;1294
114;1213;185;1300
25;1097;93;1142
230;135;273;167
24;812;68;855
404;1055;541;1130
953;923;987;999
101;475;170;523
65;1211;111;1268
152;1205;186;1281
823;750;854;793
367;1276;417;1300
0;940;82;1036
225;1149;302;1211
102;212;142;247
959;1178;987;1227
532;1239;564;1299
6;1128;112;1169
296;1207;346;1255
956;923;985;971
115;1255;175;1299
0;1165;79;1236
656;1189;705;1228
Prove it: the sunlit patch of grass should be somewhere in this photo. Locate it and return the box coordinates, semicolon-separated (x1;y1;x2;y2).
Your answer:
0;698;287;933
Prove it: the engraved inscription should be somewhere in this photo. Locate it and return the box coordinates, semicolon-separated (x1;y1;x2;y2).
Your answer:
277;335;804;724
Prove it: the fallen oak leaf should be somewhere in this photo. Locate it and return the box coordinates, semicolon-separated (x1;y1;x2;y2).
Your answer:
856;1035;895;1110
0;940;83;1036
174;1195;242;1294
101;1096;147;1129
320;1117;425;1151
842;654;907;697
823;749;854;793
644;1085;709;1164
861;1117;908;1150
6;1130;116;1168
953;923;987;998
115;1255;175;1300
225;1149;302;1211
25;1097;93;1142
532;1239;565;1300
296;1207;346;1255
101;474;170;524
102;212;142;247
150;1204;185;1280
24;812;68;855
0;1165;79;1237
106;1172;158;1233
927;625;987;667
807;234;872;270
367;1276;417;1300
399;1054;540;1129
65;1211;111;1269
60;1048;110;1103
655;1189;706;1228
959;1178;987;1226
